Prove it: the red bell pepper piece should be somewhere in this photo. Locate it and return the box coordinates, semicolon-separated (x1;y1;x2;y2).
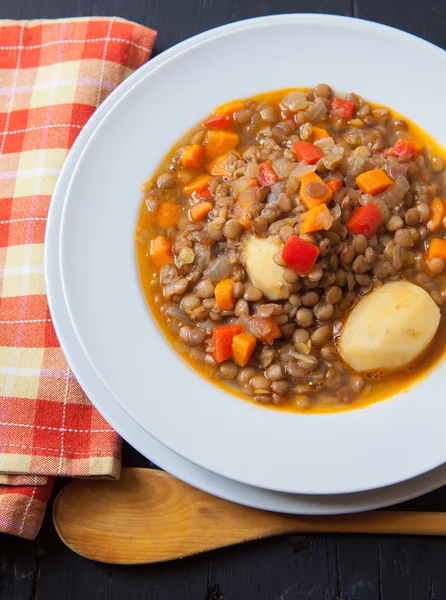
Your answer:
212;324;243;363
384;138;415;161
259;161;279;186
292;141;324;165
203;114;230;129
193;187;212;200
282;235;320;277
329;97;356;121
346;203;383;239
326;178;342;192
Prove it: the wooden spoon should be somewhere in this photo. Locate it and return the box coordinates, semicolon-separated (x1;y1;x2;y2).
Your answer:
53;468;446;564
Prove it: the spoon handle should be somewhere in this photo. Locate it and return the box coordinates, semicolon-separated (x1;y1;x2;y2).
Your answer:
53;468;446;564
288;510;446;536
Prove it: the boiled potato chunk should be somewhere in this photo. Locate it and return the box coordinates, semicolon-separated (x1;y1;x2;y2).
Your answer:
243;236;290;300
339;281;440;372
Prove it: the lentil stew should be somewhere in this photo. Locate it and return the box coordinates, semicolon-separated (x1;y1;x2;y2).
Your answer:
135;86;446;413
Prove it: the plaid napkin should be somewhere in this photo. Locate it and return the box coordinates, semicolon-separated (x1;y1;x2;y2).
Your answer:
0;17;156;539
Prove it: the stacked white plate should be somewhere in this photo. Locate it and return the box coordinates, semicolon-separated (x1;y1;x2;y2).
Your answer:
46;14;446;513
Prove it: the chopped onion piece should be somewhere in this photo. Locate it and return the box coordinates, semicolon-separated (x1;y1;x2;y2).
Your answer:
259;126;272;138
314;136;335;151
318;207;334;230
321;146;345;170
304;99;328;123
165;306;193;325
238;187;259;205
342;153;365;177
245;161;260;179
280;91;308;112
375;175;409;208
231;175;257;197
286;164;318;193
204;253;234;281
343;127;363;146
268;217;297;234
272;158;296;180
260;106;277;123
330;204;342;221
194;243;211;270
267;181;286;204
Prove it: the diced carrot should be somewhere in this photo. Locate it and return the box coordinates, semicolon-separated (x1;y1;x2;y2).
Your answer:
214;278;235;311
157;203;181;229
427;197;445;232
259;161;279;186
428;237;446;262
312;126;331;141
149;235;174;269
212;324;243;363
292;141;324;165
190;202;212;221
181;144;203;169
300;204;334;234
356;169;393;195
326;178;342;192
232;332;256;367
204;130;240;162
206;151;237;178
215;99;245;118
299;172;333;209
183;174;212;195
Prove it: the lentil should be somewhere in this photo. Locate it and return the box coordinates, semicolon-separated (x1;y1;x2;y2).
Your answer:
296;308;313;327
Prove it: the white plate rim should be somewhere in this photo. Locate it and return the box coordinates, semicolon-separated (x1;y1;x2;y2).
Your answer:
57;14;446;496
45;14;446;513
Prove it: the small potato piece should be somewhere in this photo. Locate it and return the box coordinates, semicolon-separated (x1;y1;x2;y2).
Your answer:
339;281;440;372
243;236;291;301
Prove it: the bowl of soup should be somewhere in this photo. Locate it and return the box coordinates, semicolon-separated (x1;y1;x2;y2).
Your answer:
136;86;446;414
59;14;446;495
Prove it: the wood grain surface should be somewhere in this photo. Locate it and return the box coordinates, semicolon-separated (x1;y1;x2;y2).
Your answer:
52;469;446;565
2;0;446;598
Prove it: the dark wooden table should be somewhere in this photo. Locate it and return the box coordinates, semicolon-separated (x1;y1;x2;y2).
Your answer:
2;1;446;598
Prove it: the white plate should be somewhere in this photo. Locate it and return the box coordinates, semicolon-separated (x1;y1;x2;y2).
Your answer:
46;15;446;512
59;15;446;495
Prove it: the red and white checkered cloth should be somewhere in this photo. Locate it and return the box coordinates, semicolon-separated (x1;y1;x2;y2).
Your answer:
0;17;157;539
